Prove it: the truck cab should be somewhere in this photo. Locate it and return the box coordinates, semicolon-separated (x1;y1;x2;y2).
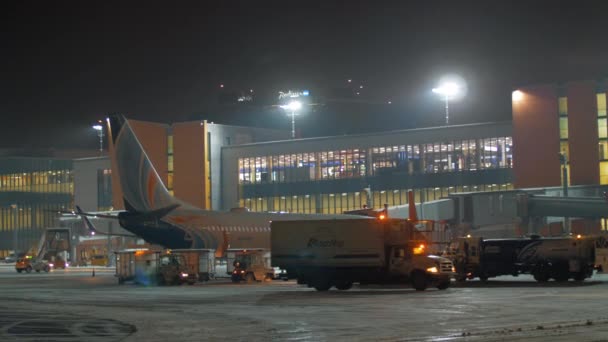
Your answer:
388;242;454;290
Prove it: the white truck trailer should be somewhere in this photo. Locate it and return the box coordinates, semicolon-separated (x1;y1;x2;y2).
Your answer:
271;218;455;291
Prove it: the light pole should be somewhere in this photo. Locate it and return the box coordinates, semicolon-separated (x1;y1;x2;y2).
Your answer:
432;82;461;125
281;100;303;139
92;122;104;155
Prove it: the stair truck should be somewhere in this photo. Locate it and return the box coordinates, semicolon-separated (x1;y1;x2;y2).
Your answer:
443;235;596;282
271;217;455;291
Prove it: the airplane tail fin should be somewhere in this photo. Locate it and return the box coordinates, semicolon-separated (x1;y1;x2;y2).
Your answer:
107;114;179;212
408;191;419;221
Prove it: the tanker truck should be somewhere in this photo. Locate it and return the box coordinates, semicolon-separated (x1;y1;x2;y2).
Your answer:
443;235;595;282
271;217;455;291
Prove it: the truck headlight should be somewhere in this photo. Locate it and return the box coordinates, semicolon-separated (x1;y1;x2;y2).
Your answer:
426;266;438;273
180;273;188;278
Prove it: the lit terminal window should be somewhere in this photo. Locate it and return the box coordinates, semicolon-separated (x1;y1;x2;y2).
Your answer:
167;135;174;155
598;93;607;117
558;97;568;116
560;117;569;140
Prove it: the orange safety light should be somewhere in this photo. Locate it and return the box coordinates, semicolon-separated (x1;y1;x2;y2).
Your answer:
378;214;386;220
576;234;582;239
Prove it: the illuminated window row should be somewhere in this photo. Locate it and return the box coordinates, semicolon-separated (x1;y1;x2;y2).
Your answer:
238;137;513;185
0;170;73;193
240;184;513;214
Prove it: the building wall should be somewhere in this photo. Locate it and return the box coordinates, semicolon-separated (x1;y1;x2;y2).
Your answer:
567;81;599;185
73;157;111;212
512;84;561;188
221;122;514;211
207;123;290;210
172;121;207;209
0;157;74;256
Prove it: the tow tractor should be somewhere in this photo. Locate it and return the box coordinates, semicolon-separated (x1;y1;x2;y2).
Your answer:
228;249;275;283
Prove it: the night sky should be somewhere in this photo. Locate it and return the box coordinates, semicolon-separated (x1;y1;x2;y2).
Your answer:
2;1;608;150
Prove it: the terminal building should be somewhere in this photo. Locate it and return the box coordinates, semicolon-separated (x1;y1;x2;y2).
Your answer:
3;79;608;257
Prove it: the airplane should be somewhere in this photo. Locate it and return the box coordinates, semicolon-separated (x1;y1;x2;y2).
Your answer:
74;114;369;253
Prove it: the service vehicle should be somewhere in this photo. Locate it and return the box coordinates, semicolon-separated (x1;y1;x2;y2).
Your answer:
593;235;608;272
15;256;51;273
170;249;216;281
228;249;275;283
444;235;596;282
115;249;197;285
271;217;455;291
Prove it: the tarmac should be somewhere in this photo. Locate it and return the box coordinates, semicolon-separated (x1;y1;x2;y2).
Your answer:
1;264;608;341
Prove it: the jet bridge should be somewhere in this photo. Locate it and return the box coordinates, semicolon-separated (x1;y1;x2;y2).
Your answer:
517;194;608;219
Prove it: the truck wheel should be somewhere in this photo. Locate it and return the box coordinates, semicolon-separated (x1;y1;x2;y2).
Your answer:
455;275;467;282
437;281;450;290
25;266;32;273
335;281;353;290
245;273;255;284
313;278;332;291
35;269;40;273
231;274;240;283
479;276;489;282
574;272;586;281
16;269;22;273
412;271;428;291
118;277;125;285
533;272;549;282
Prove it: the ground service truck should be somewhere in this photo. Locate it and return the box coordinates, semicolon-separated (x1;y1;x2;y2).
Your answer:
444;235;596;282
271;218;455;291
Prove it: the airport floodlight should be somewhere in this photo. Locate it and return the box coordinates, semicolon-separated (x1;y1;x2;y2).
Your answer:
432;75;467;126
512;90;524;102
280;100;303;138
282;100;302;112
432;82;460;98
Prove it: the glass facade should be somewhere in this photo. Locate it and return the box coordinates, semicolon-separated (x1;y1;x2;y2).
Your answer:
237;137;513;214
0;158;74;257
598;93;608;184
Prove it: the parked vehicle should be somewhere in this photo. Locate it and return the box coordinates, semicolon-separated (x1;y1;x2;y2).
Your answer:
443;235;596;282
271;217;455;291
228;249;275;283
15;256;51;273
4;252;18;263
115;249;197;285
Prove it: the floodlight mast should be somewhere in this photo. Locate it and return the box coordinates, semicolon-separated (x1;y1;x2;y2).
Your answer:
281;100;302;139
92;123;104;154
432;82;460;125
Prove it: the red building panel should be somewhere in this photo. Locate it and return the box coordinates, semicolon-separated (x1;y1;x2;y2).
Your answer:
172;121;207;209
512;85;561;188
566;81;599;185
